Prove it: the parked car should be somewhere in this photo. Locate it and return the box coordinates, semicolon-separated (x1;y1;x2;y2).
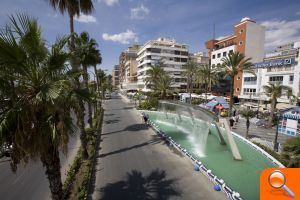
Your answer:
0;143;12;157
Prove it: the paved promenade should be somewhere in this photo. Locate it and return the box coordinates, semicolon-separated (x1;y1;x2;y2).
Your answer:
91;94;226;200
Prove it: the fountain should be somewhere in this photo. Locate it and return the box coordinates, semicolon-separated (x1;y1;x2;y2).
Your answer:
144;100;284;200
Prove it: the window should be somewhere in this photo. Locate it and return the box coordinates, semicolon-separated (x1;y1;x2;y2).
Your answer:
243;88;256;95
244;77;257;82
269;76;283;82
240;29;244;34
229;50;234;54
223;52;227;57
289;75;294;82
236;88;240;92
212;54;215;59
239;41;243;45
217;53;221;58
237;76;241;80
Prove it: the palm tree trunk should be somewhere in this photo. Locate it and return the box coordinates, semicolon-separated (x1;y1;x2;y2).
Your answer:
40;142;63;200
246;119;250;139
82;65;93;128
269;98;276;127
78;101;89;160
229;77;234;117
205;81;208;103
69;13;75;51
93;65;100;92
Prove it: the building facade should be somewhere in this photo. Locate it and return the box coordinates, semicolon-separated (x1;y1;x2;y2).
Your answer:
240;42;300;103
189;51;210;65
119;45;141;92
137;38;189;92
112;65;119;88
205;17;265;96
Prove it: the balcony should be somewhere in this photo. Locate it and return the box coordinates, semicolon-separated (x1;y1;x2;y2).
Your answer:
243;81;257;85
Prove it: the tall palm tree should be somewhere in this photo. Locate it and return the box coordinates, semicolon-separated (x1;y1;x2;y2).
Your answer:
221;52;253;116
91;49;102;92
144;63;165;93
74;32;98;128
240;109;256;139
0;14;77;200
182;60;198;104
97;69;107;100
156;72;173;99
196;64;219;102
263;82;293;127
48;0;94;50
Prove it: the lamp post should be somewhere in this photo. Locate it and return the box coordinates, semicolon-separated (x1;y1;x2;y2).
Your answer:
273;112;281;152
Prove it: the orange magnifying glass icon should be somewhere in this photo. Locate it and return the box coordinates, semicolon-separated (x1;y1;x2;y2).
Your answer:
268;170;295;198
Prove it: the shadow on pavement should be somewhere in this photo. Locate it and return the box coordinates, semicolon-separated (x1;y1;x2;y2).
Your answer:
98;169;181;200
104;119;120;124
101;123;149;136
98;137;161;158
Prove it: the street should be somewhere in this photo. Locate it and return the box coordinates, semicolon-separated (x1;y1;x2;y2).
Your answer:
90;94;226;200
0;112;85;200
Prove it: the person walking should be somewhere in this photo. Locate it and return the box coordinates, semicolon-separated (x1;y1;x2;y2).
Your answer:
229;117;235;130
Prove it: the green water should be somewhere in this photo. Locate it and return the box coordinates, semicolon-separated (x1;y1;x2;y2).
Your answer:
146;111;278;200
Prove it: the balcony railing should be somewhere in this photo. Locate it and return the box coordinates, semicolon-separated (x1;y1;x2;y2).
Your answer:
243;81;257;85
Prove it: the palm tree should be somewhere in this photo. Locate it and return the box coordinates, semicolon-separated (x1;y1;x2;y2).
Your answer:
0;14;76;200
74;32;98;128
240;109;256;139
196;64;219;102
156;71;173;99
144;63;165;93
221;52;253;116
48;0;94;50
263;82;293;127
281;137;300;167
182;60;198;103
97;69;107;100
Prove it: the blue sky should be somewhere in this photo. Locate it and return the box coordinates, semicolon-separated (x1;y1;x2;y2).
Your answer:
1;0;300;73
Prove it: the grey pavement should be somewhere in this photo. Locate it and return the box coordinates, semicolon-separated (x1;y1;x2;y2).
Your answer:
91;93;226;200
231;118;291;145
0;112;85;200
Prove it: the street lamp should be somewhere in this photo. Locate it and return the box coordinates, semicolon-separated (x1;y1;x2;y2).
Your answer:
273;112;281;152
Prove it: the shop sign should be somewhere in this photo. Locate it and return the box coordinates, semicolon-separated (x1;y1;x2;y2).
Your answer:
253;58;296;69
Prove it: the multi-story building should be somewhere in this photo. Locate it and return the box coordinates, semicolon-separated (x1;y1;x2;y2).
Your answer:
112;65;119;88
240;42;300;103
137;38;189;92
205;17;265;96
119;45;140;92
189;51;209;65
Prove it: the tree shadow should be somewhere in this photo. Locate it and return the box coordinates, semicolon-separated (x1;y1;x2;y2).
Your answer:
98;137;161;158
98;169;181;200
102;123;149;136
104;119;120;124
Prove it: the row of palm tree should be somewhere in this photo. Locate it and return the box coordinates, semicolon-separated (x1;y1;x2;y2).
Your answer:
0;0;108;199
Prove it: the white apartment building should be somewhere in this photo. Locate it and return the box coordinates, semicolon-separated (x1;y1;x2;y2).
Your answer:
240;42;300;103
137;38;189;92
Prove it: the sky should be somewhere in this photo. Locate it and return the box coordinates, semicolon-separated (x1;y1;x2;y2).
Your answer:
1;0;300;73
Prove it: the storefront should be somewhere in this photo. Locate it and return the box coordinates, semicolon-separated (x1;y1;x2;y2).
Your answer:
278;107;300;136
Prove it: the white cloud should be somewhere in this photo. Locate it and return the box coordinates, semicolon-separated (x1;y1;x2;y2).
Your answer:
216;36;226;40
100;0;119;6
296;11;300;15
102;30;138;44
261;19;300;48
74;14;97;23
131;4;150;19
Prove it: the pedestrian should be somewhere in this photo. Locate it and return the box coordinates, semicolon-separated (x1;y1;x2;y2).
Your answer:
235;115;239;124
229;117;235;130
143;114;149;124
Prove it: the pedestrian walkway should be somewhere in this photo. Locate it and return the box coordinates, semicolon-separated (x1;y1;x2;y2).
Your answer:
90;94;226;200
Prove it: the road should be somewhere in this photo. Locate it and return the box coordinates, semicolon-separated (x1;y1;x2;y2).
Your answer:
91;94;226;200
0;112;84;200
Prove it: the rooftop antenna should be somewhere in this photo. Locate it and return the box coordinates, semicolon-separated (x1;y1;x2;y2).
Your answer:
213;22;215;40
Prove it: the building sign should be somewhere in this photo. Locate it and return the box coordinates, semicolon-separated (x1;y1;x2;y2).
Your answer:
253;58;296;69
